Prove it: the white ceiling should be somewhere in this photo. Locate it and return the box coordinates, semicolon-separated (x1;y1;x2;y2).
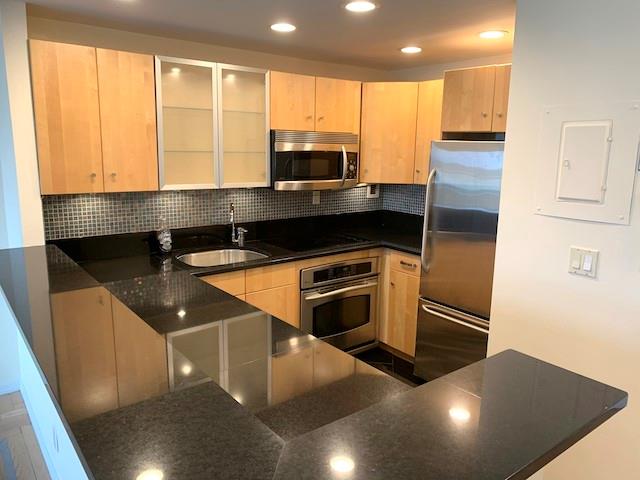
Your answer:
27;0;516;70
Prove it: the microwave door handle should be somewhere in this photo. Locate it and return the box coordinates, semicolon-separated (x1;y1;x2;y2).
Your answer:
305;281;378;300
421;168;437;272
341;145;348;186
421;304;489;335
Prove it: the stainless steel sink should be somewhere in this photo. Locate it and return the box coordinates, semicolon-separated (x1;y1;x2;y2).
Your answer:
176;249;269;267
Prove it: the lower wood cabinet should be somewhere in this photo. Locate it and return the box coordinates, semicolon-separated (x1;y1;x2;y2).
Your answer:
201;263;299;327
379;250;421;357
51;287;118;423
245;284;299;326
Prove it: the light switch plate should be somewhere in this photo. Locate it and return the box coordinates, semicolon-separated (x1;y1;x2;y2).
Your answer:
312;191;320;205
569;246;599;278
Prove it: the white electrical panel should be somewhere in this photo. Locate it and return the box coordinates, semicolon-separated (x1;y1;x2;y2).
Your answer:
569;246;599;278
534;101;640;225
556;120;612;202
312;191;321;205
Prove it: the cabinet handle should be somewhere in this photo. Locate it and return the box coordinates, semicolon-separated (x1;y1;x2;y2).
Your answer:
110;172;117;179
400;260;417;269
496;112;503;118
318;116;324;121
416;169;421;173
306;115;313;120
89;172;97;179
390;282;395;287
481;112;488;118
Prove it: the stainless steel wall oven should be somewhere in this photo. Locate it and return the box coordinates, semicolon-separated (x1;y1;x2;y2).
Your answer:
300;258;378;351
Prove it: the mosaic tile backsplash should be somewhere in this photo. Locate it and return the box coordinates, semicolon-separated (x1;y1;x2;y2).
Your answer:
42;185;424;240
382;184;426;216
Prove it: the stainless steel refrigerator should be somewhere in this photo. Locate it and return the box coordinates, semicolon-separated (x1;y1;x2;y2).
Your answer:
414;141;504;381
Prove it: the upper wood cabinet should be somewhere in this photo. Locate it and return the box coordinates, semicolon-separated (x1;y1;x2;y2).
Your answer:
97;49;158;192
491;65;511;132
30;40;159;194
360;82;419;184
30;40;104;195
414;79;444;184
270;71;361;134
315;76;361;134
270;71;315;131
441;64;511;133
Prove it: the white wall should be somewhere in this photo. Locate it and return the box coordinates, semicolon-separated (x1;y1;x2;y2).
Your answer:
488;0;640;479
0;0;44;248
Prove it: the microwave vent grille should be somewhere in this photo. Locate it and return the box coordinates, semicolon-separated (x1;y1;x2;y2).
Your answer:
273;130;358;145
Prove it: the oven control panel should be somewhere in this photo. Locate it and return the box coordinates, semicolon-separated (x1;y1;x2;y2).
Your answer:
301;258;379;290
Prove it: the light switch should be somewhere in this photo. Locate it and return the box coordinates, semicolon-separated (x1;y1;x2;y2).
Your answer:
569;246;599;278
312;191;321;205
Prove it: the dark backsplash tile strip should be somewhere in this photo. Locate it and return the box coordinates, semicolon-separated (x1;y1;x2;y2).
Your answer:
382;184;426;216
41;184;425;240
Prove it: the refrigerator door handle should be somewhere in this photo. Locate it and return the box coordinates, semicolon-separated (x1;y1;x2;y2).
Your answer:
421;168;437;271
421;304;490;335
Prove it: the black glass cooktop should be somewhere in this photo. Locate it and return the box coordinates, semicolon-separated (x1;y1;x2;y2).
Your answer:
265;233;369;252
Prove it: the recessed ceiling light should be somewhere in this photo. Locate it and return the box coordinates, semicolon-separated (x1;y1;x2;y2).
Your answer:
479;30;508;39
401;46;422;54
345;1;376;12
271;23;296;33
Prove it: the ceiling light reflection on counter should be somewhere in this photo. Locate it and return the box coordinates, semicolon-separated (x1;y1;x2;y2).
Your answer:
136;469;164;480
345;1;376;12
330;455;355;473
400;46;422;54
181;363;193;376
271;23;296;33
479;30;508;39
170;67;181;75
449;407;471;423
177;309;186;318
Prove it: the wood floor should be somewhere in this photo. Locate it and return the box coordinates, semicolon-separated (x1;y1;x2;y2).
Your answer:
0;392;50;480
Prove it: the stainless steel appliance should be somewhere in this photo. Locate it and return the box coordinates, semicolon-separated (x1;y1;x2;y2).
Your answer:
414;141;504;381
300;258;378;351
271;130;359;191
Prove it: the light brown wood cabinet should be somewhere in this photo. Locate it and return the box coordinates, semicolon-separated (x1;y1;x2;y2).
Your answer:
360;80;443;185
50;287;118;422
441;64;511;133
414;79;444;184
201;263;299;327
360;82;419;184
379;250;421;357
30;40;104;195
491;65;511;132
97;49;158;192
315;76;362;134
30;40;158;194
112;296;168;408
270;71;361;134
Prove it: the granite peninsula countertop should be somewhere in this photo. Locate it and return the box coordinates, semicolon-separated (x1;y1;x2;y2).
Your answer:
0;220;628;480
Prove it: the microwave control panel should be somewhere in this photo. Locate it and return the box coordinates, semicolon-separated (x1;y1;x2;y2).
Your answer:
345;155;358;180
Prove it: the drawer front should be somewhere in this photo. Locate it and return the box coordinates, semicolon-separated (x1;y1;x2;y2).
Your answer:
388;251;420;276
245;284;299;328
201;271;246;296
245;263;296;293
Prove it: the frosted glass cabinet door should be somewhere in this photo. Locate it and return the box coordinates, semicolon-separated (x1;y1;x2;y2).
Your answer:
218;65;270;187
156;57;218;189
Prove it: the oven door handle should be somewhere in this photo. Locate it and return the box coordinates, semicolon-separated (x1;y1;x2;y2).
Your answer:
340;145;348;186
304;281;377;300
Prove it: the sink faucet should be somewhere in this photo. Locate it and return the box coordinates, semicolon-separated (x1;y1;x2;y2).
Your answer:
229;203;248;247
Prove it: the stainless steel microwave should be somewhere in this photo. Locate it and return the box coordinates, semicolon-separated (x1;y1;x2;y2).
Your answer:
271;130;359;191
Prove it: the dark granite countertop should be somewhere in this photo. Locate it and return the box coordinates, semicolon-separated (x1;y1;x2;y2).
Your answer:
51;211;422;282
0;220;628;480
